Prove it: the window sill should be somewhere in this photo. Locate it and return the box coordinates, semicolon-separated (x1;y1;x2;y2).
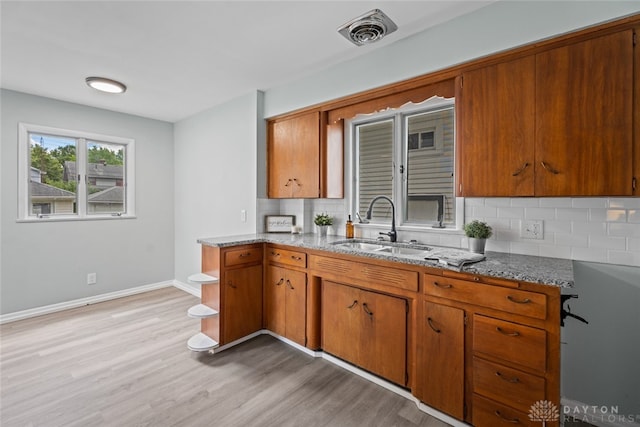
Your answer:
16;214;137;223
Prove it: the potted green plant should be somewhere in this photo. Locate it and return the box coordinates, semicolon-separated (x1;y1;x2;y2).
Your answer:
314;213;333;237
463;220;493;254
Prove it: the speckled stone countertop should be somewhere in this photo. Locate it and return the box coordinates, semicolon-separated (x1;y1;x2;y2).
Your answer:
198;233;574;288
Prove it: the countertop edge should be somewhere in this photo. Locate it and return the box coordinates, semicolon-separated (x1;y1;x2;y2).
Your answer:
197;233;574;288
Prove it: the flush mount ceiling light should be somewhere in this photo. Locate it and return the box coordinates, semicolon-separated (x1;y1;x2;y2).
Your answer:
85;77;127;94
337;9;398;47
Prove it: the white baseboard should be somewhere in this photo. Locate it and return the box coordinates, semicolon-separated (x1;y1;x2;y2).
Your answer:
0;280;175;324
173;280;201;298
562;397;640;427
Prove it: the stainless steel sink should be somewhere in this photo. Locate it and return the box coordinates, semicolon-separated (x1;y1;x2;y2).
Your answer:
375;246;432;256
330;240;432;257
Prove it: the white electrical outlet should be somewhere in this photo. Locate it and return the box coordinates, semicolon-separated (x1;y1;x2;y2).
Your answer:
522;220;544;239
240;210;247;223
87;273;97;285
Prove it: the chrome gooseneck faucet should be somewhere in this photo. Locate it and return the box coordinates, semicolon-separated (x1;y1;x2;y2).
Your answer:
365;195;397;242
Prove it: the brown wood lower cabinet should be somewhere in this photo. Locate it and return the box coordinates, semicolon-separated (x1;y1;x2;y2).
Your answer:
321;280;408;386
265;265;306;346
415;301;465;420
222;264;263;344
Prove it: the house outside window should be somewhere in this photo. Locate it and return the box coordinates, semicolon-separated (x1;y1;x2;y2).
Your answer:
18;123;135;221
351;98;456;228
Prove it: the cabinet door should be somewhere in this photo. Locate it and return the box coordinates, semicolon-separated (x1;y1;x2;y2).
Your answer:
223;264;263;344
536;30;633;196
321;281;361;365
284;269;307;346
359;289;407;386
459;56;535;196
268;111;320;198
265;265;286;337
416;301;465;420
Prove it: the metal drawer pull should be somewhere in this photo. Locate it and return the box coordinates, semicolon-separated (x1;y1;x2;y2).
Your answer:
347;300;358;309
433;281;452;289
286;279;294;290
495;410;520;424
291;255;302;261
496;327;520;337
284;178;293;187
238;252;252;258
271;251;280;257
512;162;529;176
507;295;531;304
496;371;520;383
228;281;237;289
275;278;284;286
363;303;374;317
427;317;441;333
540;161;560;174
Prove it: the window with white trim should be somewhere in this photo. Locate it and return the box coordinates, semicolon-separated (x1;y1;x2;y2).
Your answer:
351;98;456;228
18;123;135;221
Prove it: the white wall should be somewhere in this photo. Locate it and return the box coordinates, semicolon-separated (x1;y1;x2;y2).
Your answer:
173;91;260;289
0;89;175;314
264;1;640;118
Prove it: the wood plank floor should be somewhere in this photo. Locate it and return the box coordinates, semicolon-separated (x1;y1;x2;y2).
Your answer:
1;287;451;427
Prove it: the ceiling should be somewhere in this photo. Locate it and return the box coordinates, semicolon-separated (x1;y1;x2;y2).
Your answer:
1;1;495;123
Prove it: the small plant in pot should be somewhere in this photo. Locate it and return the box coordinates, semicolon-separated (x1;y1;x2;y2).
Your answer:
464;220;493;254
314;213;333;237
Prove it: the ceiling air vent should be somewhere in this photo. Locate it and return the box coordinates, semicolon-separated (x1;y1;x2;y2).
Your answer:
337;9;398;47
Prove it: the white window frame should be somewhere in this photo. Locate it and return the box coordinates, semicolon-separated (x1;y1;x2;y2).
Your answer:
345;97;464;232
18;123;136;222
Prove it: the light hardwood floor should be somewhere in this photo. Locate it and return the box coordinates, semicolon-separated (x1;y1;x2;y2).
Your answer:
0;287;451;427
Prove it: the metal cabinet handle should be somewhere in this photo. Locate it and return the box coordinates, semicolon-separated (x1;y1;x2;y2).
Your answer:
540;161;560;175
433;281;452;289
228;281;237;289
496;371;520;383
347;300;358;309
496;326;520;337
507;295;531;304
291;255;302;261
292;178;300;186
512;162;529;176
284;178;293;187
495;410;520;424
271;251;280;257
275;278;284;286
362;303;374;317
427;317;441;333
239;252;251;258
286;279;294;290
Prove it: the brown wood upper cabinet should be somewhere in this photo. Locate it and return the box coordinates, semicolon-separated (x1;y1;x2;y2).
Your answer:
459;29;634;197
267;110;343;198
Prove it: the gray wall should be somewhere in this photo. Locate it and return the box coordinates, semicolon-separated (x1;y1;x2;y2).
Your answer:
0;89;175;314
173;91;260;290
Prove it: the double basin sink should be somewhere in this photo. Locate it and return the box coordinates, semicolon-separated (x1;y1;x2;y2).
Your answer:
330;239;434;258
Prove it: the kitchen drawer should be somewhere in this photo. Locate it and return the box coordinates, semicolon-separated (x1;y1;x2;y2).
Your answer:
309;255;418;292
473;394;539;427
266;245;306;268
424;274;547;320
473;315;546;372
224;246;263;267
473;356;545;413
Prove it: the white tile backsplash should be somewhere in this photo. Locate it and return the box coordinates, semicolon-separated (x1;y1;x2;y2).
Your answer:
257;196;640;267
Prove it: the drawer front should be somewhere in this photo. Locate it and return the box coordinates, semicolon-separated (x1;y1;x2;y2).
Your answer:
473;394;539;427
266;246;306;268
473;315;546;372
424;275;547;319
224;246;263;267
473;357;545;413
309;255;418;292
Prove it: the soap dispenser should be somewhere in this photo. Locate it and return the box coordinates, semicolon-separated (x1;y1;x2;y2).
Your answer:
345;215;354;239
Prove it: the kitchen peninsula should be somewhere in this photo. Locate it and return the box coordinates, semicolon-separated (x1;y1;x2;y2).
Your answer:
194;233;570;427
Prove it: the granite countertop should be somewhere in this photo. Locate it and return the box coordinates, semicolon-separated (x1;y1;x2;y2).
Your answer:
198;233;574;288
